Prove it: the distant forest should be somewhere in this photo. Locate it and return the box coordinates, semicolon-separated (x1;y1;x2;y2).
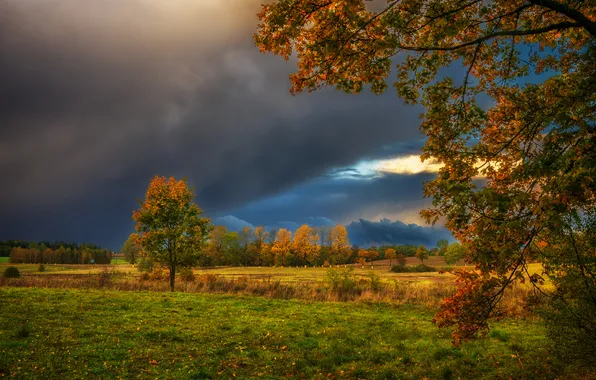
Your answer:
125;224;451;268
2;240;113;264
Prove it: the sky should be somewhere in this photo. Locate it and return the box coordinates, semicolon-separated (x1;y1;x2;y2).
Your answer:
0;0;453;250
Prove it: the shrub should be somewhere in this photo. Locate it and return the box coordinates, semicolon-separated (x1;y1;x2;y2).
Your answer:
137;257;154;272
38;264;46;272
390;264;408;273
98;266;113;287
325;268;358;294
3;266;20;278
410;264;436;272
390;264;436;273
149;267;168;281
179;267;195;282
365;271;383;292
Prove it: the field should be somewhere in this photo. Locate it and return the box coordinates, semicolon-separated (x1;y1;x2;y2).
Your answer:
0;260;579;379
1;287;562;379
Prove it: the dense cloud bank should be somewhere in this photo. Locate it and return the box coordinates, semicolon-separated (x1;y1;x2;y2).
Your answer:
0;0;434;250
345;219;452;247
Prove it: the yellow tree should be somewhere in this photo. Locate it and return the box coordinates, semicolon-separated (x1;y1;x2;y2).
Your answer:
385;248;397;268
292;224;320;266
415;245;429;264
121;234;142;265
357;248;368;267
205;226;229;266
252;226;268;266
367;250;379;268
271;228;293;266
328;225;351;265
133;176;212;292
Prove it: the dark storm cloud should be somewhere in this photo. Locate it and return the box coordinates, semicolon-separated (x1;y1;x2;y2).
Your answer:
0;0;427;249
345;219;452;247
226;172;436;228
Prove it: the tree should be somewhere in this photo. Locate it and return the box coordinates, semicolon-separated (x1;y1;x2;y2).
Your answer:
252;226;270;266
238;226;254;266
205;226;229;266
292;224;320;266
132;176;212;292
357;248;368;266
437;240;449;256
121;234;141;264
271;229;293;266
444;243;465;265
255;0;596;346
415;245;429;264
328;225;351;265
385;248;397;267
367;250;379;268
397;253;407;267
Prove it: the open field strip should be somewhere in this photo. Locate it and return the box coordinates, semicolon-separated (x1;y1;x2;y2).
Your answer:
0;287;562;379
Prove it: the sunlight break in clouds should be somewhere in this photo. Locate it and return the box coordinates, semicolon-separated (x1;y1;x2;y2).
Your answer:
374;155;443;175
342;155;442;178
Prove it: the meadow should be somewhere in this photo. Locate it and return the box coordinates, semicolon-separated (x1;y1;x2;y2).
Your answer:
0;259;581;379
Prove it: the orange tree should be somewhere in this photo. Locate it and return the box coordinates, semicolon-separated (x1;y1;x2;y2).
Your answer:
255;0;596;349
133;176;212;292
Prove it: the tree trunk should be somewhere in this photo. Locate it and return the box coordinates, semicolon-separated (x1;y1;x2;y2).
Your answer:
169;264;176;292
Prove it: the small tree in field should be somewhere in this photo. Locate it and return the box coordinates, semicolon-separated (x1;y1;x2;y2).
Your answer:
436;240;449;256
121;234;141;264
357;249;368;267
385;248;396;267
358;257;366;268
367;250;379;268
444;243;465;266
415;245;429;264
133;176;212;292
397;253;406;267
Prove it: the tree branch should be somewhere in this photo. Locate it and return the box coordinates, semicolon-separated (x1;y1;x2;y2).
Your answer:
398;21;583;51
528;0;596;37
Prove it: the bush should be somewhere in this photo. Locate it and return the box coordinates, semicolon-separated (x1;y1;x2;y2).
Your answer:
137;257;154;273
98;266;113;287
149;267;168;281
3;266;20;278
179;267;195;282
365;271;383;292
325;268;358;294
390;264;436;273
38;264;45;272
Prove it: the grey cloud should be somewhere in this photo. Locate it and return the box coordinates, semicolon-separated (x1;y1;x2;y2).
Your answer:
0;0;427;249
346;218;453;247
228;172;436;227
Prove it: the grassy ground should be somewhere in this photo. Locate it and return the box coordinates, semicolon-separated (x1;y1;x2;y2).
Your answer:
0;257;8;263
0;287;562;379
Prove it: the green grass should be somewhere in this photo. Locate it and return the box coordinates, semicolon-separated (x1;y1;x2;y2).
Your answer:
0;257;8;263
0;287;563;379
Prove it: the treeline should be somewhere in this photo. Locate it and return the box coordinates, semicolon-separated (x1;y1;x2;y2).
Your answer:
1;240;105;256
6;241;112;264
177;225;447;267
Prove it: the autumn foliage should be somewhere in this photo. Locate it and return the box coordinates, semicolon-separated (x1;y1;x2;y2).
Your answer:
133;176;212;291
255;0;596;348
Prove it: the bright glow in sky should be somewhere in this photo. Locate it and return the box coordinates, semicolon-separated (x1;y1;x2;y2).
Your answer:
373;155;443;174
343;155;442;179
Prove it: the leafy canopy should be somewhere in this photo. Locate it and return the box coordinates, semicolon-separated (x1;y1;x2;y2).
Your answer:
255;0;596;344
133;176;212;291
